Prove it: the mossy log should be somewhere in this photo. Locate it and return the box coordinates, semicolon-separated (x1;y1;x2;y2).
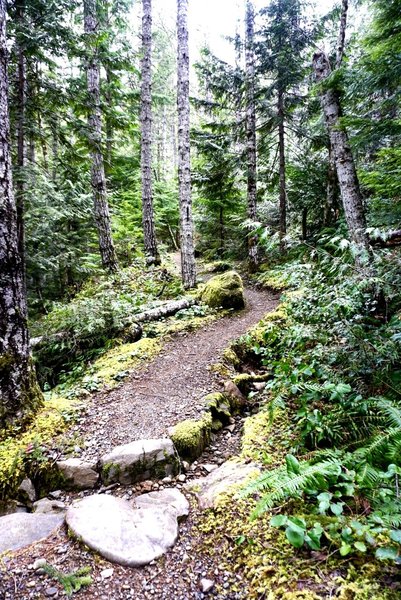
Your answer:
31;298;197;350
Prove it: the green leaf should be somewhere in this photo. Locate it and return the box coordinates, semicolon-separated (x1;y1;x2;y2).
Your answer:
375;546;399;561
330;502;344;516
285;527;305;548
285;454;300;475
390;530;401;543
270;515;288;528
288;517;306;531
339;543;352;556
354;541;367;552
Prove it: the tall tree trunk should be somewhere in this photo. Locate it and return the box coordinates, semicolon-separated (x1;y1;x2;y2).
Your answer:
177;0;196;289
278;83;286;246
313;0;369;251
245;0;258;271
141;0;160;265
15;0;26;263
0;0;42;429
84;0;118;273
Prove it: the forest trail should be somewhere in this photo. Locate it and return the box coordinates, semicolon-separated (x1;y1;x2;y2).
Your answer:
68;285;279;463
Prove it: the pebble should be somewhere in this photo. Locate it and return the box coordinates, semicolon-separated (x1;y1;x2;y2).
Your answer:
101;568;114;580
45;587;58;597
177;474;186;483
32;558;47;570
200;578;215;593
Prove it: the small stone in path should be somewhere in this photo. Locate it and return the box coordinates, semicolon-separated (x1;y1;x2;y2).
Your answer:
200;578;215;593
203;464;218;474
101;568;114;579
45;587;58;597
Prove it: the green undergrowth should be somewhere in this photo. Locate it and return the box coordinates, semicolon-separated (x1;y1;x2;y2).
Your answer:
195;242;401;597
196;494;399;599
0;395;79;499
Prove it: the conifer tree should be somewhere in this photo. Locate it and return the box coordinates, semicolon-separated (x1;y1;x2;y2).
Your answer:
140;0;160;265
0;0;42;429
177;0;196;288
313;0;369;251
84;0;119;273
245;0;259;270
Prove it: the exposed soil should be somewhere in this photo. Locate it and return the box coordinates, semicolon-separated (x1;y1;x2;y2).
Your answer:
0;284;279;600
66;286;279;462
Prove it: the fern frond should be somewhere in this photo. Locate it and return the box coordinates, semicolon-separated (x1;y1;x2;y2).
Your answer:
240;458;342;518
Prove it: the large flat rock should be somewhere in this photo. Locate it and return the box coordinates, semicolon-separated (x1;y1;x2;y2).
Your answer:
66;494;179;567
186;460;260;509
99;438;178;485
133;488;189;522
0;512;64;553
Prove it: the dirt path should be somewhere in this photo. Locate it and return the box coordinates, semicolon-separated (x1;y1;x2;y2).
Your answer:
72;286;279;462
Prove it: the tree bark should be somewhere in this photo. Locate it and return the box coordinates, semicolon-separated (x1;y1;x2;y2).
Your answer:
278;83;286;246
141;0;160;265
245;0;259;271
324;146;338;226
302;207;307;240
313;0;369;251
15;0;26;264
313;51;369;250
0;0;42;429
84;0;119;273
177;0;196;288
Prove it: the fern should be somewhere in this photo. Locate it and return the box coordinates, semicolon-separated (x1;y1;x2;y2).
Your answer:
240;457;343;518
43;564;92;596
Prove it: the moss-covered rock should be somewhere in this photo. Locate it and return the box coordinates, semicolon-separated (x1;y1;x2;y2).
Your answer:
203;393;232;425
199;271;245;310
232;372;271;394
170;414;212;461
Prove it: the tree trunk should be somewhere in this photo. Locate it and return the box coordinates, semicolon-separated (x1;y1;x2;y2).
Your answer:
302;207;307;240
177;0;196;288
84;0;119;273
141;0;160;265
15;0;26;263
0;0;42;429
278;84;286;247
324;147;338;226
219;205;224;256
245;0;258;271
313;52;369;250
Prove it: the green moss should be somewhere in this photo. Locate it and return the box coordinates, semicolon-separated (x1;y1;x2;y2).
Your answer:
170;414;212;460
193;494;399;600
91;338;161;387
222;347;240;367
203;392;232;425
232;372;271;394
199;271;245;310
0;395;79;499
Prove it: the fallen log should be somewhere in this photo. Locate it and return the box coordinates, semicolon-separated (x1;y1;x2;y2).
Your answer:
30;297;197;349
132;297;196;323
